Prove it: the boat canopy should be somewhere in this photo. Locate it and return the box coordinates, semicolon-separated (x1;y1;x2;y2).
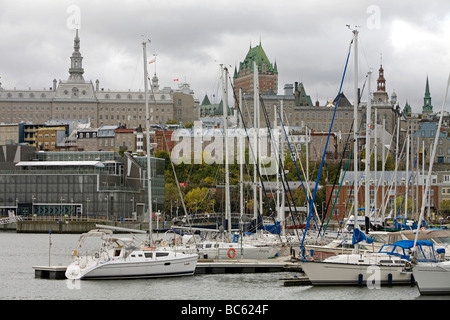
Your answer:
378;240;436;262
352;228;374;245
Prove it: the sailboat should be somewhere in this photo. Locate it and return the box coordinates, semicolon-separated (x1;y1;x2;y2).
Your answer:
65;40;198;280
159;64;279;260
412;73;450;295
299;28;423;286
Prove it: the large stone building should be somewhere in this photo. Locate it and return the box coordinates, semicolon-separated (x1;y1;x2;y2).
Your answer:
0;30;199;129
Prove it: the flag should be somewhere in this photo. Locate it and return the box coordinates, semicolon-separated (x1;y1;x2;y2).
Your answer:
148;58;156;64
174;78;179;81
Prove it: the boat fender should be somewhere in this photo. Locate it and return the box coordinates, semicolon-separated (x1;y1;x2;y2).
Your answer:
358;274;363;286
227;248;236;259
388;273;393;285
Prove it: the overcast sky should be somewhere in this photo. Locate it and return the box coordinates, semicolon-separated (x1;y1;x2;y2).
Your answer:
1;0;450;113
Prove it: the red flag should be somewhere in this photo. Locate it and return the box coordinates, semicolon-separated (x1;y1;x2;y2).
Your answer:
174;78;179;81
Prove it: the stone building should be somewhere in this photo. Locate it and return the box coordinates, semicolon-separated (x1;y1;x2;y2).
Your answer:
0;30;199;129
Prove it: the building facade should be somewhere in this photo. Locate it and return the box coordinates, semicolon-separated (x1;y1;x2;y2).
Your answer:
0;148;165;220
0;30;199;129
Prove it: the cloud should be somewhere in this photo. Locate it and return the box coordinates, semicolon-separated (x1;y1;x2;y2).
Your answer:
0;0;449;115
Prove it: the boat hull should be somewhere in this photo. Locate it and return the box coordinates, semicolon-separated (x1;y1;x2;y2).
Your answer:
66;254;198;280
300;261;415;286
413;262;450;295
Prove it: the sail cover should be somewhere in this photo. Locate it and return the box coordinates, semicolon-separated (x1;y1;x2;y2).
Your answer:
352;228;374;245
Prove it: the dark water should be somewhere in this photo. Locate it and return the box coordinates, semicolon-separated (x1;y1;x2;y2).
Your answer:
0;232;446;301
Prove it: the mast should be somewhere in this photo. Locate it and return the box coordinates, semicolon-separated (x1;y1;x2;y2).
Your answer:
374;107;378;223
405;129;409;218
414;74;450;251
253;61;259;220
143;40;153;244
221;65;231;236
353;28;359;231
365;70;372;221
280;100;285;234
239;88;244;219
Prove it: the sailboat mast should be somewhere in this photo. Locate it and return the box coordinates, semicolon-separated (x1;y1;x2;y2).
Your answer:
414;74;450;250
143;40;153;244
239;88;244;219
365;70;372;221
253;61;259;220
353;28;359;230
221;65;231;235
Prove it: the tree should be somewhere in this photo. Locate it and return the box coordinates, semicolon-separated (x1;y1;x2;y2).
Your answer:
184;187;211;214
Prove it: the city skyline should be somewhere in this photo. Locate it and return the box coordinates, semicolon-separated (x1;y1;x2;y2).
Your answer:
1;1;449;114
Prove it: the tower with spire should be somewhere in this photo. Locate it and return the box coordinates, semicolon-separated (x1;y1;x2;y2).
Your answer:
372;64;389;104
422;77;433;114
68;29;85;83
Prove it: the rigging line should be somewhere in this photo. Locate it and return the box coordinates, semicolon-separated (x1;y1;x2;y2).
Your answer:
320;107;367;236
258;96;304;238
378;127;408;219
414;73;450;251
228;81;280;238
394;155;418;220
277;110;320;231
318;112;357;237
282;113;321;225
300;38;353;259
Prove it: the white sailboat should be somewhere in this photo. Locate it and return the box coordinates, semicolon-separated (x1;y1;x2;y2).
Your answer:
158;64;279;260
65;40;198;280
412;73;450;295
300;28;422;286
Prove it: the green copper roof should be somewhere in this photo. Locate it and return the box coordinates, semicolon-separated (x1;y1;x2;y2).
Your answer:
423;76;433;113
404;101;411;116
235;43;277;77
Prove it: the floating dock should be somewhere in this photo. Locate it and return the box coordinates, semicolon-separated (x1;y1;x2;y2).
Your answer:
33;266;68;280
196;257;301;274
33;257;302;279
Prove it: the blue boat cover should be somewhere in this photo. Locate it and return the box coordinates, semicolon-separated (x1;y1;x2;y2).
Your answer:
393;240;433;249
352;228;374;245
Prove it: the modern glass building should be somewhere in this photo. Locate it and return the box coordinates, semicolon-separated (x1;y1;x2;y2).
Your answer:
0;148;165;221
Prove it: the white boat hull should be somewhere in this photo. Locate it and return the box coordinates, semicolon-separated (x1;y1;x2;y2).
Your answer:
66;254;198;280
413;261;450;295
300;260;415;286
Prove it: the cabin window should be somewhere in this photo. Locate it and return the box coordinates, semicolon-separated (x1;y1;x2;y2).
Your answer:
114;249;121;257
144;252;153;258
156;252;169;257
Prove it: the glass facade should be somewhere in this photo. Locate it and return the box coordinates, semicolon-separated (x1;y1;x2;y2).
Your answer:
0;151;165;221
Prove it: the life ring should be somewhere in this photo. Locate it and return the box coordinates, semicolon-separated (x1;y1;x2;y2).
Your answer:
227;248;236;259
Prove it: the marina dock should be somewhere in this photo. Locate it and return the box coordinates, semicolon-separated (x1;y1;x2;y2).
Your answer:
33;257;302;279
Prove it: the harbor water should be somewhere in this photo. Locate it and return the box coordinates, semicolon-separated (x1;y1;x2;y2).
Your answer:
0;232;448;301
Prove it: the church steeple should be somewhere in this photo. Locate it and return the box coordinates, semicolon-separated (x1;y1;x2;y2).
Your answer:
68;29;85;83
373;63;389;103
423;76;433;113
377;65;386;92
